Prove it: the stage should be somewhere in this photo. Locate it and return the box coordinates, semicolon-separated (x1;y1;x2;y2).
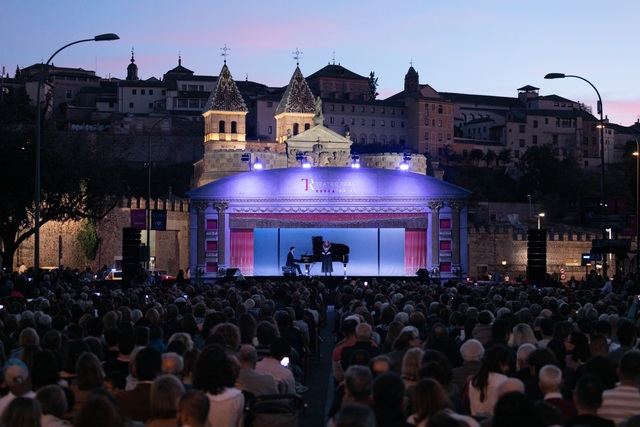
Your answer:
188;167;470;279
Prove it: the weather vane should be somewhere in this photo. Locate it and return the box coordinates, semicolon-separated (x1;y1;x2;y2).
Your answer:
332;50;336;65
409;58;414;67
292;48;303;66
220;44;231;63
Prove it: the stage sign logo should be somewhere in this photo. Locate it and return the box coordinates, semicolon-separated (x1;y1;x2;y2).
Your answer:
301;177;355;194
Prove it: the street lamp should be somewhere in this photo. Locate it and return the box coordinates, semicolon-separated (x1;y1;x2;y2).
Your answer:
633;144;640;280
537;212;545;230
34;33;119;272
545;72;607;274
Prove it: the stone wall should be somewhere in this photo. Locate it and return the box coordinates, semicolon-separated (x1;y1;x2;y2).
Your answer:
14;198;190;274
359;153;427;174
468;226;600;280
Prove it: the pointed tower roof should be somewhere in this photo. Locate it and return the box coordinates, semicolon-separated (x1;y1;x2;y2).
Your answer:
204;63;247;112
275;66;315;115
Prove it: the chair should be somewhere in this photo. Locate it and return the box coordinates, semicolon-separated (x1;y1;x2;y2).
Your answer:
245;393;306;427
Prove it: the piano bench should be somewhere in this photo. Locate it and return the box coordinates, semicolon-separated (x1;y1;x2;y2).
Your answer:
282;266;297;277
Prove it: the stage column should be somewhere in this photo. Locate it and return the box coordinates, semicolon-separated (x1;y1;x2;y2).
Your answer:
449;200;464;274
214;202;229;269
428;200;444;272
194;201;207;273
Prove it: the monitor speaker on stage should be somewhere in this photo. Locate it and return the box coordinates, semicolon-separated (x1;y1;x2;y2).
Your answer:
527;229;547;285
225;268;240;277
416;268;429;278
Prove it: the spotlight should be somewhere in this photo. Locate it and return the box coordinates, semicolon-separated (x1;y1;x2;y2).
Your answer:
351;153;360;168
253;160;263;170
351;162;361;169
399;162;409;171
302;161;312;169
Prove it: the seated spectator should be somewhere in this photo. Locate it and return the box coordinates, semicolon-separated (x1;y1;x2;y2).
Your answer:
193;344;244;427
492;392;543;427
334;404;376;427
370;355;393;378
2;397;42;427
255;338;296;394
0;359;35;416
235;345;278;397
70;352;104;412
74;392;124;427
177;390;210;427
598;351;640;425
36;385;70;427
161;352;184;377
372;372;411;427
468;345;510;418
116;346;161;422
608;320;637;366
341;323;379;371
407;379;478;427
146;374;185;427
452;339;484;391
567;375;615;427
538;364;576;422
402;348;424;390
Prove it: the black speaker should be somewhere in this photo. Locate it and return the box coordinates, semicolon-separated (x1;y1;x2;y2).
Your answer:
415;268;429;277
225;268;240;277
122;227;142;286
527;229;547;285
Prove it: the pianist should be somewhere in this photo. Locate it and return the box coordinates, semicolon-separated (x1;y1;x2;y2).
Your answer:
286;246;303;276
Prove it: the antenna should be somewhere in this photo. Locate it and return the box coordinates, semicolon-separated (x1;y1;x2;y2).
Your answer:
332;50;336;65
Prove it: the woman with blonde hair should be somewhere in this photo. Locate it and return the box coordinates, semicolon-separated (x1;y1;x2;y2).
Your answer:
509;323;538;349
146;375;185;427
401;348;424;389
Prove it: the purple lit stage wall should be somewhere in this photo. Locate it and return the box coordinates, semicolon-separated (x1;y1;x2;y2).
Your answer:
248;228;426;276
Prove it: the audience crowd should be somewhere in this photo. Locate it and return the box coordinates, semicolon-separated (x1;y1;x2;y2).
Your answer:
0;267;639;427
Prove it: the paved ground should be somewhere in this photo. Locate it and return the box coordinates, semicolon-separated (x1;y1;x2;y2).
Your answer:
300;307;335;426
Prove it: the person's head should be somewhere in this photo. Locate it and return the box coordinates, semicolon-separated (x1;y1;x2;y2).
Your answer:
344;365;373;401
289;246;295;253
256;321;278;347
193;344;236;395
4;358;30;395
150;374;185;420
342;318;359;338
617;319;637;347
493;392;542;427
76;351;105;390
491;319;511;343
161;352;184;376
178;390;210;427
134;346;161;381
582;356;618;390
540;318;554;338
369;355;392;377
2;397;41;427
269;337;290;361
565;331;591;362
538;364;562;394
18;327;39;347
510;323;537;347
354;323;372;342
334;404;376;427
36;385;67;418
516;343;536;371
497;377;525;397
372;372;405;412
238;345;258;369
31;349;60;389
211;323;241;351
393;326;421;351
527;347;557;376
619;350;640;386
574;374;604;414
459;339;484;363
411;378;451;423
74;392;124;427
401;347;424;382
472;345;511;402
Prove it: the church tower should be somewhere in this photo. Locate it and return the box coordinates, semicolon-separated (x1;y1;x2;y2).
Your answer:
274;65;316;144
126;48;139;81
202;61;248;150
404;65;419;93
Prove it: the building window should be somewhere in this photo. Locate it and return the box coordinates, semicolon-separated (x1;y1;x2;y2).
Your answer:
351;106;355;112
219;121;225;133
532;135;538;144
205;262;218;273
129;102;134;108
437;104;443;114
329;117;334;124
267;101;273;108
141;89;146;95
519;124;525;133
380;120;385;127
361;119;365;126
188;99;199;108
206;241;218;251
330;104;335;111
231;121;237;133
371;119;375;127
65;89;73;99
447;133;451;140
440;240;452;251
361;106;365;113
552;134;558;144
391;121;395;128
341;117;345;125
340;105;344;112
350;118;355;125
544;117;548;124
148;102;153;109
304;123;310;131
514;150;520;158
425;132;429;140
149;89;154;95
132;89;137;95
401;121;405;128
268;125;272;134
199;85;204;91
533;120;538;128
293;123;300;135
440;218;452;229
371;107;375;113
438;133;443;142
519;139;525;148
438;119;442;127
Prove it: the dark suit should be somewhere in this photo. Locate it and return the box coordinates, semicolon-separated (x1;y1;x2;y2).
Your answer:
286;251;302;275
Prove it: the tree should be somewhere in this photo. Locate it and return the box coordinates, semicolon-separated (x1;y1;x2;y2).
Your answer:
468;149;484;165
368;71;379;101
484;149;496;167
0;89;125;270
497;148;512;166
77;219;100;261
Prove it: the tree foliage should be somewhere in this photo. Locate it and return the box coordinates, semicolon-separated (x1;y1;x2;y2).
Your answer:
77;219;100;261
368;71;379;101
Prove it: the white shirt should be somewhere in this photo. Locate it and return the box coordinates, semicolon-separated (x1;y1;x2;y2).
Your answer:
468;372;508;417
255;357;296;394
0;391;36;417
206;388;244;427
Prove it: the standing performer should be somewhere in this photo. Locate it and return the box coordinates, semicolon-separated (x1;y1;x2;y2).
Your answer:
322;240;333;276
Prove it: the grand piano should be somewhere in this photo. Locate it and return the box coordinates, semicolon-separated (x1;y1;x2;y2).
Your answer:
299;236;350;275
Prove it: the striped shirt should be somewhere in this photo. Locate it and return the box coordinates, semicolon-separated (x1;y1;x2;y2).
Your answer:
598;385;640;425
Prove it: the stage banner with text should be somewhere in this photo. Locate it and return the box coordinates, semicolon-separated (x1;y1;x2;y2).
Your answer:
130;209;146;228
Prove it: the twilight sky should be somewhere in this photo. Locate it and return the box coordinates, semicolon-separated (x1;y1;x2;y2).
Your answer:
3;0;639;125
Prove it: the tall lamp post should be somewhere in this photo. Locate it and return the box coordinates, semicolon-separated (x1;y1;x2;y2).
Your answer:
633;141;640;280
146;115;170;269
34;33;119;272
544;72;608;275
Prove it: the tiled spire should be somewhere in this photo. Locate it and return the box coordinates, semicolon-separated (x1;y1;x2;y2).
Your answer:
275;66;315;115
204;63;247;112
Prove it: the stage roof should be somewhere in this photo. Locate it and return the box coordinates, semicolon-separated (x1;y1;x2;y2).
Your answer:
189;167;470;202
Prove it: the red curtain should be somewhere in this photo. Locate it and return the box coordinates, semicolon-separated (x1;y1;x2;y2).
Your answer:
231;229;254;276
405;229;427;275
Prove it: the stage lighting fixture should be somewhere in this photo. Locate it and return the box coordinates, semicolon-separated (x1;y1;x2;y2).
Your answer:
302;161;312;169
253;160;263;170
399;161;410;171
351;154;360;168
